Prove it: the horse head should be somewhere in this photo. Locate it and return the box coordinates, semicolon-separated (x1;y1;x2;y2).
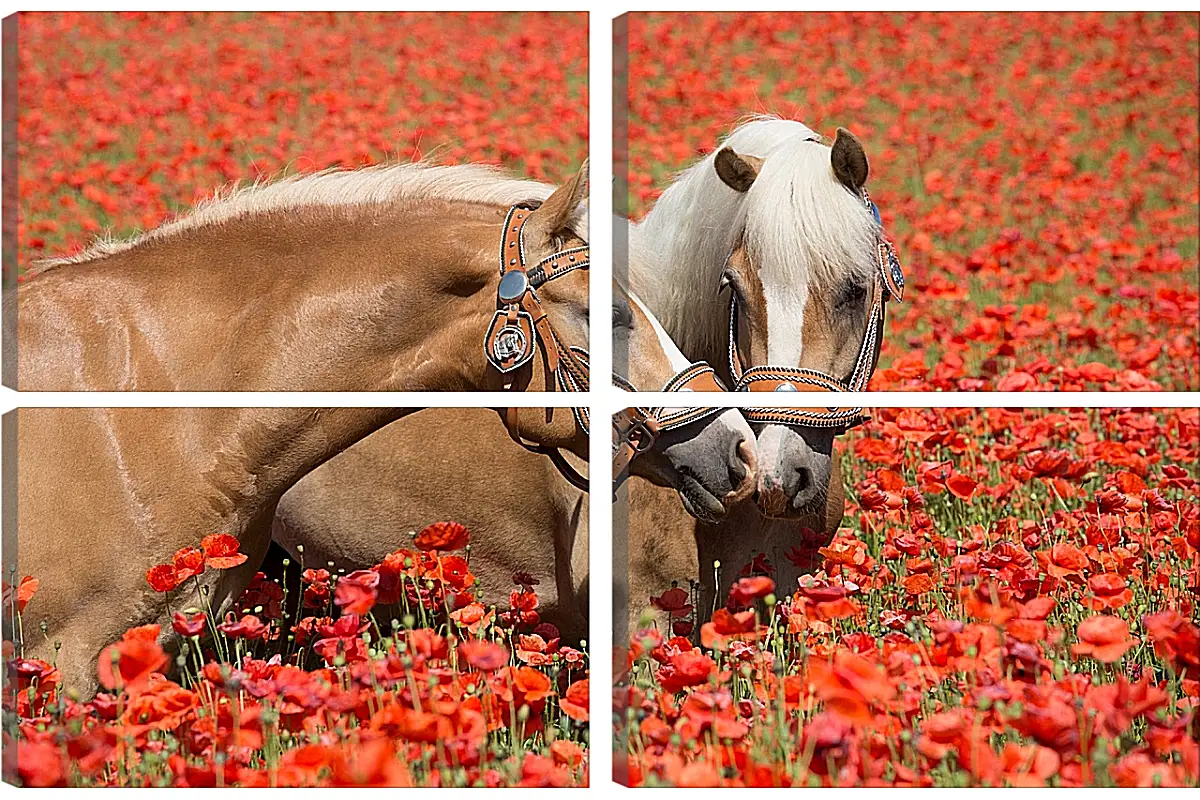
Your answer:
710;121;904;519
613;277;756;522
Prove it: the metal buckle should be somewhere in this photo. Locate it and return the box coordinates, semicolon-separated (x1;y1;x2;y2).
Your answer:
630;417;660;452
616;413;660;453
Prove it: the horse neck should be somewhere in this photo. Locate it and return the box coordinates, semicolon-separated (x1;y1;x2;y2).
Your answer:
188;407;415;530
17;203;511;391
628;171;746;368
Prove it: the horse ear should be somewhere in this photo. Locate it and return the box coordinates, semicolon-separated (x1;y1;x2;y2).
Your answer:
714;147;763;193
830;128;869;193
526;159;588;241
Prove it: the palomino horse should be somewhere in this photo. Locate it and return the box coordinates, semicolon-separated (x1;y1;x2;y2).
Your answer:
271;279;758;644
621;116;904;630
11;162;595;697
15;161;589;393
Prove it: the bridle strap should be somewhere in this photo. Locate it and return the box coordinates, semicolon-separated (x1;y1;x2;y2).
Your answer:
487;202;592;490
504;407;590;492
489;203;592;399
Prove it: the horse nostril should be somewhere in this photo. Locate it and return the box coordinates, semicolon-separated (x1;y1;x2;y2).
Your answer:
727;437;746;482
726;436;757;504
795;466;812;493
737;437;757;479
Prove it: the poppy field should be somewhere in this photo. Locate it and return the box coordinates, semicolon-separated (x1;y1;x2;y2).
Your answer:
13;11;588;273
617;407;1198;787
4;524;589;787
623;12;1199;391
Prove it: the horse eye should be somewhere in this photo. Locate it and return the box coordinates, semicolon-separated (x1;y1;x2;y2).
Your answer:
612;301;633;330
718;269;735;293
836;283;868;309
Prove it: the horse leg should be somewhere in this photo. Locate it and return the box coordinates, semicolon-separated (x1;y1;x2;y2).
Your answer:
621;479;701;637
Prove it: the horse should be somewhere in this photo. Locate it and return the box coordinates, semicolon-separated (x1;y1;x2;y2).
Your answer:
271;278;759;645
620;116;904;632
10;161;596;697
15;160;590;394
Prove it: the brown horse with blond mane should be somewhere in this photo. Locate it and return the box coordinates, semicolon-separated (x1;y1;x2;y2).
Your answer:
11;161;597;697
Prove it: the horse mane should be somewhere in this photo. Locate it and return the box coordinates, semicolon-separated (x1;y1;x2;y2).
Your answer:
32;161;588;271
629;115;879;361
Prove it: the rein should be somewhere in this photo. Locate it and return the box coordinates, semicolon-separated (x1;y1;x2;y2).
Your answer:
726;188;905;433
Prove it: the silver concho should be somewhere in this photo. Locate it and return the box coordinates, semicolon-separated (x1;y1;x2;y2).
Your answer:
774;382;798;392
484;309;536;373
498;270;529;304
494;325;528;362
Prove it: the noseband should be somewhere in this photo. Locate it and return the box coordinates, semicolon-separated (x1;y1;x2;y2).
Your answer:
611;362;728;479
487;202;592;490
727;188;905;432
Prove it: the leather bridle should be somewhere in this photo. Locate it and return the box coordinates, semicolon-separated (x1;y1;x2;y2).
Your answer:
486;202;591;397
486;202;592;490
611;362;728;479
726;188;905;433
487;202;744;488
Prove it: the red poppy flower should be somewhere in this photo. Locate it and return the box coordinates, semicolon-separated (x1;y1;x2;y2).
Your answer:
303;582;331;608
513;571;540;588
4;575;40;613
560;678;589;722
946;472;978;500
450;602;495;635
728;576;775;607
200;534;248;569
550;738;584;768
459;640;509;672
1071;615;1139;663
1142;611;1200;674
807;650;897;725
328;739;411;787
1083;573;1134;611
16;740;66;787
334;570;380;616
904;573;936;596
97;630;168;691
650;586;692;615
172;546;205;581
657;649;716;693
172;611;207;638
713;608;757;636
512;666;554;702
217;613;268;641
859;485;903;511
145;564;179;593
413;521;470;551
302;568;331;585
1036;542;1089;580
